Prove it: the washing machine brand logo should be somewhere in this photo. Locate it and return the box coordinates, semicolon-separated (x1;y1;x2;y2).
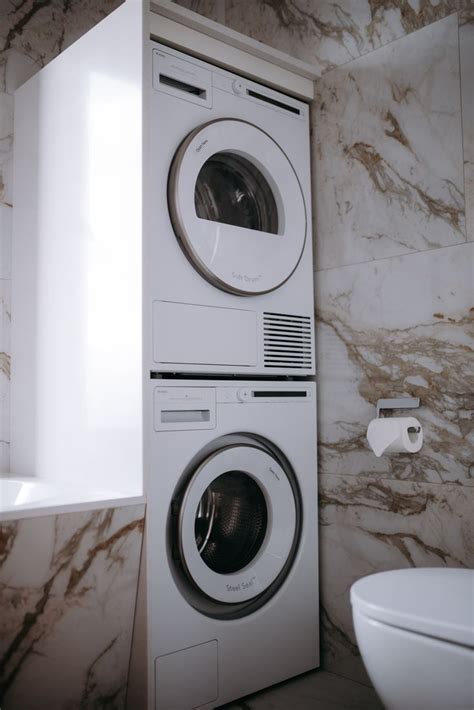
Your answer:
196;139;208;153
232;272;262;284
226;576;256;593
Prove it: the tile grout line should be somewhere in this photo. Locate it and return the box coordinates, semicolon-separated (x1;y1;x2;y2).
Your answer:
317;10;461;82
313;238;471;275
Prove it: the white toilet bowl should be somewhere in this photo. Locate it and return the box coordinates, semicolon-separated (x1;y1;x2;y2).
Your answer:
351;568;474;710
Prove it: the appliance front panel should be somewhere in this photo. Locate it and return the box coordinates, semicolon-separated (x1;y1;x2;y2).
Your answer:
152;301;314;373
146;380;319;708
147;42;315;376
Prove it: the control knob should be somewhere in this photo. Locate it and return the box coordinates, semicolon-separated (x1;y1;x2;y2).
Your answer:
232;79;245;95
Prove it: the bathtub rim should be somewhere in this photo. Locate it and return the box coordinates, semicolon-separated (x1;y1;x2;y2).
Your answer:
0;476;146;521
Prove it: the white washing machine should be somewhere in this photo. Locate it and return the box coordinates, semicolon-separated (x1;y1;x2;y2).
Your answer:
148;42;315;376
146;379;319;709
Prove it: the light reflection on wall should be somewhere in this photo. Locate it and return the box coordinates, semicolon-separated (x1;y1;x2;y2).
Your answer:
86;72;142;433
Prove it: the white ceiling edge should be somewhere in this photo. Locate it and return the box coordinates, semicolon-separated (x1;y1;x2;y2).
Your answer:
149;0;319;100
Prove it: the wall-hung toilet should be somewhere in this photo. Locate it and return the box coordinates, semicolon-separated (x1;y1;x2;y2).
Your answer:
351;568;474;710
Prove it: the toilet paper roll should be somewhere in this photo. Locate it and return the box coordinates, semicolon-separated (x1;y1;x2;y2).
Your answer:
367;417;423;457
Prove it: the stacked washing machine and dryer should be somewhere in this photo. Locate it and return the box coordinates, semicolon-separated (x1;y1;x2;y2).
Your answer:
147;42;319;710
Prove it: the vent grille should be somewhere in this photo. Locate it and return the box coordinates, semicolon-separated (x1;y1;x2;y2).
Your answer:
263;312;313;370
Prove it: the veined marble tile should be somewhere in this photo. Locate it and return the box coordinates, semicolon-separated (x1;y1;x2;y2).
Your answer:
315;242;474;485
172;0;225;23
0;92;13;206
319;473;474;682
0;0;123;94
0;504;145;709
224;0;464;74
460;10;474;242
312;14;465;270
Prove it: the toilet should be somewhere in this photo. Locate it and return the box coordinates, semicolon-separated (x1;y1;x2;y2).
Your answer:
351;568;474;710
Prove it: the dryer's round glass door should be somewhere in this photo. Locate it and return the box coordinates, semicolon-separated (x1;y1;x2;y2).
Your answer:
168;119;307;295
177;443;298;605
195;153;278;234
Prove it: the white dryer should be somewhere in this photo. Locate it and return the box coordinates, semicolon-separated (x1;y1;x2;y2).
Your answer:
148;43;315;376
146;380;319;709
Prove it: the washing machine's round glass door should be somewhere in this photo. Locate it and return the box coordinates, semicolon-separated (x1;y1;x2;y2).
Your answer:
177;443;298;604
168;119;307;295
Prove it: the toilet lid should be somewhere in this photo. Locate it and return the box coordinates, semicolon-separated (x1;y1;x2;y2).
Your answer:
351;568;474;648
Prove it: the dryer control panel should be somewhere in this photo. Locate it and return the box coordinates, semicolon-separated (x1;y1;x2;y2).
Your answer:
154;387;216;431
152;44;308;121
217;386;313;404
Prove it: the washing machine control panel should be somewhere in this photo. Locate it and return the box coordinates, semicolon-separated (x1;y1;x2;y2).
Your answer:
154;384;313;430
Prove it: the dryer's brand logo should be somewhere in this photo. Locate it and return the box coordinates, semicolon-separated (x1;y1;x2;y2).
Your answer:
196;139;208;153
269;466;280;481
170;62;195;78
226;576;256;593
232;272;262;284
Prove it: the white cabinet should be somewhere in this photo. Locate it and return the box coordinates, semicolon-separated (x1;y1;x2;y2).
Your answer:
11;1;145;496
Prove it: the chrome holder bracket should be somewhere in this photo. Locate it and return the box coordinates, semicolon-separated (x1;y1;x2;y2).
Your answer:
376;397;420;418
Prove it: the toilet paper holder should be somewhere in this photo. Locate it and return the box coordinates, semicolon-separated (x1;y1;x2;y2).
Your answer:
376;397;421;425
368;398;423;455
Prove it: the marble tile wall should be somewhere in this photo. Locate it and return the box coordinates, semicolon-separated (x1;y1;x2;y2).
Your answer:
0;503;145;709
460;9;474;239
174;0;473;72
316;244;473;486
313;12;474;683
173;0;225;23
313;14;465;270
